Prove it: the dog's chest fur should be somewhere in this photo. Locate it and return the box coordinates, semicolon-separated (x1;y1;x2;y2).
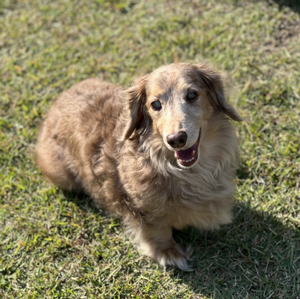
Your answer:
107;130;236;230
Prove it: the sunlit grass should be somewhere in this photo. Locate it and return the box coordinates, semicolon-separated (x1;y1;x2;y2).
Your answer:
1;0;299;298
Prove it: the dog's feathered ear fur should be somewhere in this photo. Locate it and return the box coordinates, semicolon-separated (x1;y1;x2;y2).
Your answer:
195;64;242;122
122;75;148;140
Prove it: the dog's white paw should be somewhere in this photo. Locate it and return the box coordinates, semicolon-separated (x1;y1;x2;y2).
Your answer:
142;240;193;271
156;244;193;271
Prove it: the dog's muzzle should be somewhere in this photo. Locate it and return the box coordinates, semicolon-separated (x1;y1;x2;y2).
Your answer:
174;128;201;168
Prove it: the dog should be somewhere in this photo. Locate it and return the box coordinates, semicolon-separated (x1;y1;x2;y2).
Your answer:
35;63;242;270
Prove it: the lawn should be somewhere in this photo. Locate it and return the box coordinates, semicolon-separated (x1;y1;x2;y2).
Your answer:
0;0;299;298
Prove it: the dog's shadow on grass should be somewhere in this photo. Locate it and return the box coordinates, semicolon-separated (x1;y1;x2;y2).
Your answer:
172;202;300;298
62;178;299;298
270;0;300;14
170;160;299;297
62;190;105;215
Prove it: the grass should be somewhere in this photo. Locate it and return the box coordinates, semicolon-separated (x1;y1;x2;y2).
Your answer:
0;0;299;298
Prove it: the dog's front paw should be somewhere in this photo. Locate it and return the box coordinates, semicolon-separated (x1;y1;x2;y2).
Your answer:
142;240;193;271
156;243;193;271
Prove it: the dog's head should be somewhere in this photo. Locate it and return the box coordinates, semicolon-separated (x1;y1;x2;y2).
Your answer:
123;63;242;169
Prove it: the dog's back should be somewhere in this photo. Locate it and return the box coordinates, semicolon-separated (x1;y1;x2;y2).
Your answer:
35;79;125;195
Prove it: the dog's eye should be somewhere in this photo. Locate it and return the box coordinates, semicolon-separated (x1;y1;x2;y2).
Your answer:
186;91;198;101
151;100;162;111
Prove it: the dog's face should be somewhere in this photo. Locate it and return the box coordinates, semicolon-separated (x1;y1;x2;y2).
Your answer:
123;63;241;169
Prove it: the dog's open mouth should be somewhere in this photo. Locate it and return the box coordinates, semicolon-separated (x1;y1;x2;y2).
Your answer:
174;129;201;167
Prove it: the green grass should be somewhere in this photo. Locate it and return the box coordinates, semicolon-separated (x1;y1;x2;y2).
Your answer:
1;0;299;298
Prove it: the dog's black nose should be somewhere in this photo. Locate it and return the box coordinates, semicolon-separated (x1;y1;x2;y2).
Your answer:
166;131;187;148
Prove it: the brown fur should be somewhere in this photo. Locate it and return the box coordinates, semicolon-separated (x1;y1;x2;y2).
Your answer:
35;63;242;270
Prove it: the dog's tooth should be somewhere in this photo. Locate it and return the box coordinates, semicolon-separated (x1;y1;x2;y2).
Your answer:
178;154;198;165
181;156;196;163
192;150;196;156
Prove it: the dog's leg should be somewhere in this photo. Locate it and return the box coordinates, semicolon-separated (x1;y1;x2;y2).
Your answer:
128;219;192;271
35;133;83;192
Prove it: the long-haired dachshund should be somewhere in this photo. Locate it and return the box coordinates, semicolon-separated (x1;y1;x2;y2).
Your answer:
35;63;242;270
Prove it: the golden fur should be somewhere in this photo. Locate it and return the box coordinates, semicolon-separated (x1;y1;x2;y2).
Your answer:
35;63;242;270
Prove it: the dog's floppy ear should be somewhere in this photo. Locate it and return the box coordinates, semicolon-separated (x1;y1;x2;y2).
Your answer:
196;64;242;122
122;74;148;140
